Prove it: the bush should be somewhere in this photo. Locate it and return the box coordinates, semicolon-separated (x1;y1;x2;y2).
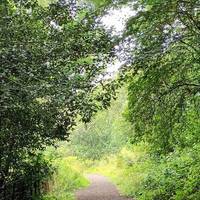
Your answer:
0;153;52;200
137;145;200;200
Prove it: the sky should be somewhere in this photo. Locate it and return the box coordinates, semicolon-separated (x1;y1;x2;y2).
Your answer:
101;6;136;36
48;0;136;78
100;6;136;77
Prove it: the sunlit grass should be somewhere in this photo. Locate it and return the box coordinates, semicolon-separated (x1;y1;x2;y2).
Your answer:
42;146;89;200
85;144;152;197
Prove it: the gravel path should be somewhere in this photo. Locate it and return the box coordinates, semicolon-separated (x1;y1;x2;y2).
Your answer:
75;174;133;200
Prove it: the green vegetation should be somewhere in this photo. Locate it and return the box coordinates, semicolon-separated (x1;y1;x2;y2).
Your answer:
69;89;131;160
112;1;200;199
124;0;200;155
0;0;114;199
88;143;200;200
42;145;89;200
1;0;199;200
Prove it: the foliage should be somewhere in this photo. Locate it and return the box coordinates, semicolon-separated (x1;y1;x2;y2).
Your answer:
99;1;200;199
0;0;115;199
68;89;132;160
0;153;53;200
119;0;200;154
113;1;200;197
137;144;200;200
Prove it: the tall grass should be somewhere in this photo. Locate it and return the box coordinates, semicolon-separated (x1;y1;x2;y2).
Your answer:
42;145;89;200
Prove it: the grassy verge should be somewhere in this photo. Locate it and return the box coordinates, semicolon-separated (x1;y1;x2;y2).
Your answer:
42;145;89;200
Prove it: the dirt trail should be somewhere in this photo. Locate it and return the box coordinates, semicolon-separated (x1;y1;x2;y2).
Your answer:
75;174;133;200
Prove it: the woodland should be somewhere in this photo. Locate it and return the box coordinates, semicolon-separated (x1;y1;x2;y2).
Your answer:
0;0;200;200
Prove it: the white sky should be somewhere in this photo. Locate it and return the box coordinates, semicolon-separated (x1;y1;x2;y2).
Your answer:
101;6;136;36
100;6;136;77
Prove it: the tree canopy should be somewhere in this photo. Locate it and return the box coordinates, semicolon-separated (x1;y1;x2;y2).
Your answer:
120;0;200;153
0;0;115;198
0;0;200;199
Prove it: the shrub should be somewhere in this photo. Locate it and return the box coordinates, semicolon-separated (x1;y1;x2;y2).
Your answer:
137;145;200;200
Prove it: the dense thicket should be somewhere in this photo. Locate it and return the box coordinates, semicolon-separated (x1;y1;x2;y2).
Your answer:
0;0;115;199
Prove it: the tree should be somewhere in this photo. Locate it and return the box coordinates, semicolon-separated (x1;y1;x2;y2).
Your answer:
0;0;115;199
119;0;200;153
113;1;200;199
69;88;131;160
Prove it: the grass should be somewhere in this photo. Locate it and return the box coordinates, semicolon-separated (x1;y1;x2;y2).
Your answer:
42;145;90;200
86;145;152;198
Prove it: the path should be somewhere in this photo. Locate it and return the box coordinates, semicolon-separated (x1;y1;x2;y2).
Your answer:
75;174;133;200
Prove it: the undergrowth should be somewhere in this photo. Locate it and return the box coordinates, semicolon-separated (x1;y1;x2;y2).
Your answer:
87;144;200;200
41;145;89;200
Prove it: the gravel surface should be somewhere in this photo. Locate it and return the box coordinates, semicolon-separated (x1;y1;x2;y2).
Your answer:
75;174;133;200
